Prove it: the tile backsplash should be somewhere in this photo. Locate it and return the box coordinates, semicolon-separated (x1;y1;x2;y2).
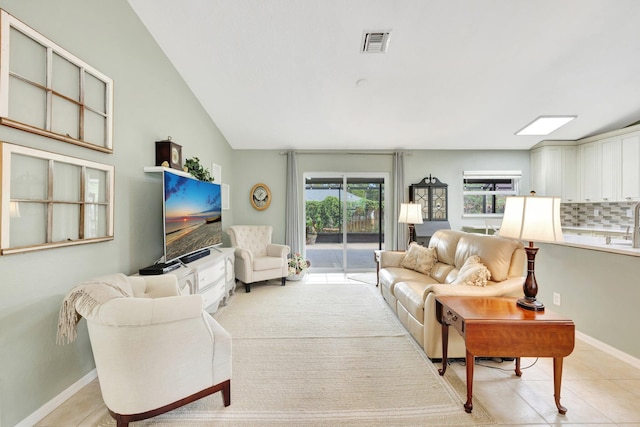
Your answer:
561;202;638;229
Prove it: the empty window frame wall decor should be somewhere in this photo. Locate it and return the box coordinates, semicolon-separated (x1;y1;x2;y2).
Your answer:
0;9;114;152
0;142;115;255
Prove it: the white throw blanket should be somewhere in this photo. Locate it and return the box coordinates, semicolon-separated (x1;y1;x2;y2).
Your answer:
57;275;132;345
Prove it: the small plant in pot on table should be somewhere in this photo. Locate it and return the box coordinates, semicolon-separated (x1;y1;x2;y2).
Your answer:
288;253;310;281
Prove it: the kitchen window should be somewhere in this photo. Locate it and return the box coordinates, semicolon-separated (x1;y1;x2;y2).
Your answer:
463;171;521;217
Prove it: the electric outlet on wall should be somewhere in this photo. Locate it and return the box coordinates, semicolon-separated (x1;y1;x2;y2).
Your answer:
553;292;561;306
594;209;599;216
628;209;633;218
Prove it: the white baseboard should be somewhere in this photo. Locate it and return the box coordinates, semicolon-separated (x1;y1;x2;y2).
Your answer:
16;369;97;427
576;330;640;370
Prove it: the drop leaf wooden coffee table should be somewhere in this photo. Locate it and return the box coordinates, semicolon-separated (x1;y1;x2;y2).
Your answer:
435;296;575;414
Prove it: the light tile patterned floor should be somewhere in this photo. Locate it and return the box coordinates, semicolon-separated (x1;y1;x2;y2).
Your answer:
36;273;640;426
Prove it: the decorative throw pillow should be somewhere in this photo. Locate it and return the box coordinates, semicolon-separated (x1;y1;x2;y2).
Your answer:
415;247;438;275
453;255;491;287
400;243;421;271
400;243;438;275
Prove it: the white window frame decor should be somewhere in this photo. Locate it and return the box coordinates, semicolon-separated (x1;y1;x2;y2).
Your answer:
1;142;115;255
211;162;222;183
221;184;230;210
0;9;114;152
462;170;521;217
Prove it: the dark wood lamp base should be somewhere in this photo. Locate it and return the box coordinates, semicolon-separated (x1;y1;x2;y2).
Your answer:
520;243;545;311
517;296;545;311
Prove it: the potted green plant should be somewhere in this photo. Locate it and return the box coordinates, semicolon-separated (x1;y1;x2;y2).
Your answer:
306;220;317;245
184;157;213;182
287;253;310;281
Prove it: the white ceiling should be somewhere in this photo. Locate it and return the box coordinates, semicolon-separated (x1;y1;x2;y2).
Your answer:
128;0;640;151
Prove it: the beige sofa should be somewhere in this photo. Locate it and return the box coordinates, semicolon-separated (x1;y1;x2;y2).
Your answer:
379;229;525;359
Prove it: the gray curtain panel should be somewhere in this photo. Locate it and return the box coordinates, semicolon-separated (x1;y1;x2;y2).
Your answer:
285;151;301;255
394;152;406;250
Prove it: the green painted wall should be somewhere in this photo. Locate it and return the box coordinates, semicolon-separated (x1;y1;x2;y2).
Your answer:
231;149;531;245
405;149;531;230
536;243;640;359
0;1;233;425
229;151;289;240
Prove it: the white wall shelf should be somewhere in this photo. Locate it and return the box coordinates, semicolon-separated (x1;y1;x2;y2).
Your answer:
143;166;192;178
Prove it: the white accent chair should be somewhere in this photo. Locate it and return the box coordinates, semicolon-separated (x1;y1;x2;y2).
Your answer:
59;273;231;427
226;225;291;292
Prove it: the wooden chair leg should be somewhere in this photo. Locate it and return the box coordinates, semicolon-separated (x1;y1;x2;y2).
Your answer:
114;413;129;427
109;380;231;426
222;379;231;406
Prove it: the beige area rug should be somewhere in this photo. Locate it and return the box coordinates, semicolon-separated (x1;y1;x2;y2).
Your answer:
98;281;494;426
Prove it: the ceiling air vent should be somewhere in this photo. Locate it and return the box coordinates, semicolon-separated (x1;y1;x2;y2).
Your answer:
361;31;391;53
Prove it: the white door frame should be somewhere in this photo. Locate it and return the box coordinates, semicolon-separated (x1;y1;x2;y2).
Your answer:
303;172;389;272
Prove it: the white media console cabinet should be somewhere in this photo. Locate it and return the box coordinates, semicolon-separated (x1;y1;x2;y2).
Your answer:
169;247;235;313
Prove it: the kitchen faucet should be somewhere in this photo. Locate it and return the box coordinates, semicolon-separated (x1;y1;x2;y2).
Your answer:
634;202;640;249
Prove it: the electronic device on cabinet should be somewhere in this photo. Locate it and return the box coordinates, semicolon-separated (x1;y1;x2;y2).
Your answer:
162;169;222;265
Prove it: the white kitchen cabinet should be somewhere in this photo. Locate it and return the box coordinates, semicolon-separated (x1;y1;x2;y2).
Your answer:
579;142;600;202
530;148;545;195
530;145;577;202
533;124;640;204
621;133;640;201
563;147;578;202
599;137;621;202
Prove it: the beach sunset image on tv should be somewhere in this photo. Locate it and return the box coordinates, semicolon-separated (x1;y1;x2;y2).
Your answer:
163;171;222;262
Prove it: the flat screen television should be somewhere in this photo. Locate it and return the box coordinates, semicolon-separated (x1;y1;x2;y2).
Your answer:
163;169;222;263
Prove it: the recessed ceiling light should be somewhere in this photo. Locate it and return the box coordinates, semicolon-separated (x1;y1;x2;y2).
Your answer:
516;116;577;136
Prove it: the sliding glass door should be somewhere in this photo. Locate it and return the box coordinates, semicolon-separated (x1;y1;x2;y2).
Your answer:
304;174;386;272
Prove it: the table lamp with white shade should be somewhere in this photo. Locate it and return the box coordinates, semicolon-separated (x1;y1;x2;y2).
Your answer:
398;203;423;249
498;195;563;311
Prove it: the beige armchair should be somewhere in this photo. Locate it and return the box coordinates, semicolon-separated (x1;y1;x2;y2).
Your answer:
226;225;290;292
57;273;231;427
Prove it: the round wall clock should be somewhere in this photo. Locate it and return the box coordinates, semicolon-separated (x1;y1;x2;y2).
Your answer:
250;183;271;210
